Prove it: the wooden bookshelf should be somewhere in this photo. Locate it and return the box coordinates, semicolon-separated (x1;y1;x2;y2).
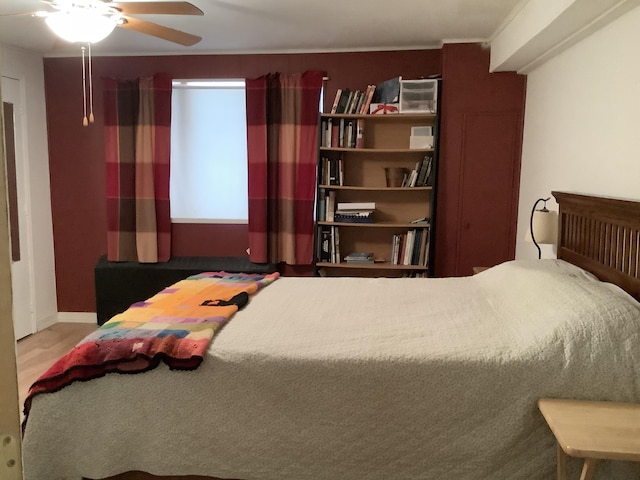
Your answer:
315;109;440;277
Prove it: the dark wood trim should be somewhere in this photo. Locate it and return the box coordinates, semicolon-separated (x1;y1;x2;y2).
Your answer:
552;191;640;300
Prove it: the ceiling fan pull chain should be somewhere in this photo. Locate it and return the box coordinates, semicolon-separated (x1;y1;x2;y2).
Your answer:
81;45;88;127
88;42;95;124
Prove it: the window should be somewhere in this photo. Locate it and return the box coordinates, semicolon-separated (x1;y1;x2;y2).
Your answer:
170;79;248;223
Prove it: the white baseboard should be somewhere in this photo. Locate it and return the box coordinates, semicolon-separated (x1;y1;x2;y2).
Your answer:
56;312;97;324
36;312;59;331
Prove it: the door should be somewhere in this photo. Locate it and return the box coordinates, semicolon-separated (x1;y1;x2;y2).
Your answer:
2;76;35;340
0;72;24;480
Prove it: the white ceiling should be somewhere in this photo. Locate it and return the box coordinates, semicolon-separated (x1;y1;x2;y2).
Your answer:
0;0;525;57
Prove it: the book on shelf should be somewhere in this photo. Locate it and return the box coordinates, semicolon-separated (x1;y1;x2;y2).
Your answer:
353;91;364;115
345;90;357;115
334;202;374;222
322;156;343;186
360;85;376;115
372;76;401;104
418;227;429;266
324;118;331;147
330;89;342;114
326;191;336;222
346;120;354;148
321;115;366;149
416;155;434;187
317;225;347;264
319;227;332;262
327;86;380;115
415;155;430;186
411;228;423;266
335;210;374;217
399;233;408;265
345;252;375;264
355;119;364;148
404;165;419;187
402;155;433;188
330;121;338;148
335;89;351;114
334;212;374;223
403;229;415;265
331;226;340;263
337;202;376;211
389;227;430;266
320;119;327;147
345;251;374;259
317;190;326;221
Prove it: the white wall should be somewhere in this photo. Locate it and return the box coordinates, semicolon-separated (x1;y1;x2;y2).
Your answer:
516;4;640;260
0;44;58;330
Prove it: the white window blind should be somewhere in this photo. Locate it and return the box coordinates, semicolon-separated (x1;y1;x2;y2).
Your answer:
170;79;248;223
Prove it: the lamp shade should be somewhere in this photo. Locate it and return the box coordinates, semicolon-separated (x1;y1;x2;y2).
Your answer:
531;209;557;244
45;10;117;44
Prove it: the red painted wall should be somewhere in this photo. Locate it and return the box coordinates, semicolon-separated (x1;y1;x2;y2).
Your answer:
44;50;442;312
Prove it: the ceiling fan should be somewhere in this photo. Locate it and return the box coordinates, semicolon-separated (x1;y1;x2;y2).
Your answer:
4;0;204;46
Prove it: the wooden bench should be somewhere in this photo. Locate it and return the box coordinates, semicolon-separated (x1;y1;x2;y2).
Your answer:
538;398;640;480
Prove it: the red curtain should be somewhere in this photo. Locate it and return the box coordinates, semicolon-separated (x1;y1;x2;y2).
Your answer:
245;70;323;265
103;73;171;263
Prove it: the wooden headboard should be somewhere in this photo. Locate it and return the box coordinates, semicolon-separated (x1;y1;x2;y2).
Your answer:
552;191;640;300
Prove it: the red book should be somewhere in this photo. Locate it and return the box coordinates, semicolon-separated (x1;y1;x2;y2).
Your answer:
331;123;339;148
360;85;376;114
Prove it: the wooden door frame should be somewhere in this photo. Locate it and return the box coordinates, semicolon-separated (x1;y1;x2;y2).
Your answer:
0;58;24;480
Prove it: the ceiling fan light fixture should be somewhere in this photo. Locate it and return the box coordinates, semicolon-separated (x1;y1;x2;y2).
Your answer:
45;10;118;43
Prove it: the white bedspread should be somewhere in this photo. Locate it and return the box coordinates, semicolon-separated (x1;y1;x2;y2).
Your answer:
22;259;640;480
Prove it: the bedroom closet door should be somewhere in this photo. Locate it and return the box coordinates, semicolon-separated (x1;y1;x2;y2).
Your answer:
2;76;35;340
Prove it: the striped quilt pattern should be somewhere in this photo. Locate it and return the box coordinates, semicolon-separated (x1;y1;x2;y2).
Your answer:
23;271;279;424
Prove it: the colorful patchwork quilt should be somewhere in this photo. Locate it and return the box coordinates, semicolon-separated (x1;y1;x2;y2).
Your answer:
23;270;279;423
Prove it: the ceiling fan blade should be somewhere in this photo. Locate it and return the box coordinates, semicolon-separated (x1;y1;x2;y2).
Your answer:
118;16;201;46
112;2;203;15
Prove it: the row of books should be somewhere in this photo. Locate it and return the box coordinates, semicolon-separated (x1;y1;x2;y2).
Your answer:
330;85;376;115
391;227;430;266
320;118;364;149
317;191;335;222
317;226;430;266
317;226;340;263
319;156;344;186
404;155;434;187
317;228;377;265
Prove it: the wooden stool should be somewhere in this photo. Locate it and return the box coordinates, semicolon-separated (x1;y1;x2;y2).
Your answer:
538;398;640;480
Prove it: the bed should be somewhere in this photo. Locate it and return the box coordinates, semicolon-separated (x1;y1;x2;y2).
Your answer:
21;191;640;480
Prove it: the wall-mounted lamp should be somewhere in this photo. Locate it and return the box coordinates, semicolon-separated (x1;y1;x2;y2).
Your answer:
526;197;557;259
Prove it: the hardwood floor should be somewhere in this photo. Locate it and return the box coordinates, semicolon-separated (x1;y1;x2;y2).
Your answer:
16;322;96;411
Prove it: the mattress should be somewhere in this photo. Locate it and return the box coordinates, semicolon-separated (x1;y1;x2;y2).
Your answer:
22;259;640;480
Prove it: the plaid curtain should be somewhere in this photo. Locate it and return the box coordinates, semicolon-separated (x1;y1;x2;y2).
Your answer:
103;73;171;263
246;70;323;265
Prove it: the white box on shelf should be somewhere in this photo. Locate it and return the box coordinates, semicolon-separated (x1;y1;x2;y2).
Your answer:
400;79;438;114
409;126;434;149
